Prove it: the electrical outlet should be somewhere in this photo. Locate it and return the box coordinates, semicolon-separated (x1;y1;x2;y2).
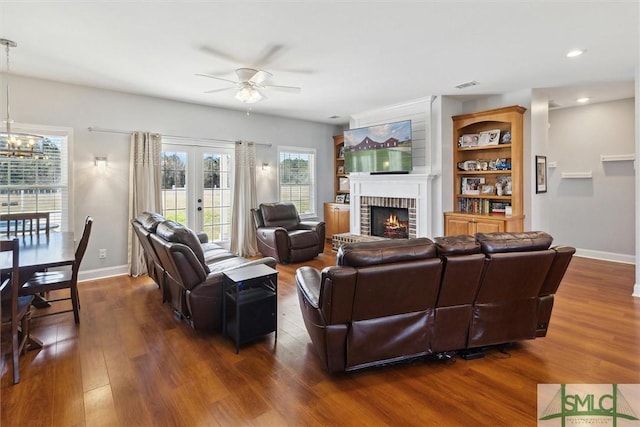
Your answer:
99;249;107;259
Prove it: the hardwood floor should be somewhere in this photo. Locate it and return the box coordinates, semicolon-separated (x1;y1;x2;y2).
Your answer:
2;245;639;426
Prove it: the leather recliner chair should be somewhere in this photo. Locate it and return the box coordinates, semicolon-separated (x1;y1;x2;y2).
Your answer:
251;202;325;264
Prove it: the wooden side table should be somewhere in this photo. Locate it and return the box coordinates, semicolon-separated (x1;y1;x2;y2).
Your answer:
222;264;278;353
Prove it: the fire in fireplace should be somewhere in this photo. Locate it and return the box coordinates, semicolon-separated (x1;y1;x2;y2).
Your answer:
371;206;409;239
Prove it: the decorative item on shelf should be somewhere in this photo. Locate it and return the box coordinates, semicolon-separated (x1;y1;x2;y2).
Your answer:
337;165;344;174
495;158;512;170
462;177;485;195
536;155;547;193
505;180;512;195
458;134;479;148
477;160;489;171
458;160;478;171
335;194;345;203
339;177;350;192
500;131;511;144
0;39;46;158
338;145;345;158
495;176;512;196
481;184;495;195
478;129;500;146
344;193;350;204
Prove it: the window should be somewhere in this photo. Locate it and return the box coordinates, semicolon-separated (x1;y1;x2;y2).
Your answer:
278;147;316;217
0;128;71;232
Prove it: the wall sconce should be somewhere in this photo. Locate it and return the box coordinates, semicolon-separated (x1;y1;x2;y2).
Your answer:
95;156;107;172
261;162;270;171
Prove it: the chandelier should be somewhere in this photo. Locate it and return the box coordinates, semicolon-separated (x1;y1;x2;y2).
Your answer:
0;38;45;158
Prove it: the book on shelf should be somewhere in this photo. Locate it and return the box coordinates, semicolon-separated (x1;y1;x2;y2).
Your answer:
457;198;511;215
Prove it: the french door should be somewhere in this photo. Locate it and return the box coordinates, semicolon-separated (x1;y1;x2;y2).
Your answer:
161;143;233;244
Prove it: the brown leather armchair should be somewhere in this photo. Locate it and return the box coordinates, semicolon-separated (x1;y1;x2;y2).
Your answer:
251;202;325;264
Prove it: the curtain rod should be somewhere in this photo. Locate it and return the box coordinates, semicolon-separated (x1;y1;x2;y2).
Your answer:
87;126;272;147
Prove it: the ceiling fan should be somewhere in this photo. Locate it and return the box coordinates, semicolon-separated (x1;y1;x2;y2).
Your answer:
196;67;301;104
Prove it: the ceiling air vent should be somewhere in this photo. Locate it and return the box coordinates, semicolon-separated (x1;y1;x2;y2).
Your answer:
455;80;479;89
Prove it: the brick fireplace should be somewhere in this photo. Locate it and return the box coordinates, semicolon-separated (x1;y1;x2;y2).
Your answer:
360;197;416;238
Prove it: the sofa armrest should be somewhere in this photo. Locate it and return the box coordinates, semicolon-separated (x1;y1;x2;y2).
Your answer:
296;266;322;308
196;231;209;244
256;226;291;257
298;220;325;232
299;221;326;249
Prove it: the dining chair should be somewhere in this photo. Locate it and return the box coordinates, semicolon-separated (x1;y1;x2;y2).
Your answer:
1;212;51;237
20;216;93;324
1;238;35;384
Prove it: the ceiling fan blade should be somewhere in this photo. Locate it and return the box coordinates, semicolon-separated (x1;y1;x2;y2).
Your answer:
248;69;272;85
254;44;285;68
264;84;302;93
195;73;238;85
199;45;246;64
204;86;237;94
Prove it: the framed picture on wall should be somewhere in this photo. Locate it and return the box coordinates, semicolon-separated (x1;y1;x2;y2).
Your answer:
536;155;547;194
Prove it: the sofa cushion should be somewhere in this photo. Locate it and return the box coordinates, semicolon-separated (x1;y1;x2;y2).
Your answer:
260;202;300;231
137;212;165;232
475;231;553;254
434;234;481;256
338;238;437;267
156;220;209;272
288;229;320;249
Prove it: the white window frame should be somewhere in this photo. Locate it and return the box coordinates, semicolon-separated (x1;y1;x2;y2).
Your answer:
1;123;73;232
277;146;317;219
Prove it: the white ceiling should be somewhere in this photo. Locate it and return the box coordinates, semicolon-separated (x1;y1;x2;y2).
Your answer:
1;1;638;124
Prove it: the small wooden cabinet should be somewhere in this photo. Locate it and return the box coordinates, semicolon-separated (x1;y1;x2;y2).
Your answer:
324;202;350;240
444;105;526;236
444;212;524;235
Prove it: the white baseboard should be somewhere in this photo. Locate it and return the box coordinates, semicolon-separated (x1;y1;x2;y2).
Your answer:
78;264;129;282
574;248;635;265
633;284;640;298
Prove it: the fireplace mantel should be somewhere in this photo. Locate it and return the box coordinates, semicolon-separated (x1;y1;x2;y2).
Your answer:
349;173;435;238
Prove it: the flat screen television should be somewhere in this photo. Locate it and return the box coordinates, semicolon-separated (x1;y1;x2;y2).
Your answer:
343;120;412;174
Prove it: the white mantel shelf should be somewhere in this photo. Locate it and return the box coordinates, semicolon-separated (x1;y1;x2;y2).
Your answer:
349;172;437;238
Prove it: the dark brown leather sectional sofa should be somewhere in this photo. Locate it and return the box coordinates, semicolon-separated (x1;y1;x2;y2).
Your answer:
295;231;574;373
132;212;276;331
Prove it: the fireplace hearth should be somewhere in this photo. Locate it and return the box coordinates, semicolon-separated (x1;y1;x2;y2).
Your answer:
371;206;409;239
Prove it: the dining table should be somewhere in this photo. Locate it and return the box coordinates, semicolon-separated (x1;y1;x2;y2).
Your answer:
0;232;76;349
0;232;75;274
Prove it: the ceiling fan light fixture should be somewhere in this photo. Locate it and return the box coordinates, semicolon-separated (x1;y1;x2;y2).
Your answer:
235;86;264;104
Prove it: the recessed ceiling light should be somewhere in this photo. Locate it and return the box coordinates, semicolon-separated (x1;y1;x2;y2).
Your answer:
328;115;341;119
566;49;586;58
576;97;590;103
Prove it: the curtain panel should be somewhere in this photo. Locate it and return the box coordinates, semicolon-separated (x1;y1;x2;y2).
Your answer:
127;131;162;276
230;141;258;257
